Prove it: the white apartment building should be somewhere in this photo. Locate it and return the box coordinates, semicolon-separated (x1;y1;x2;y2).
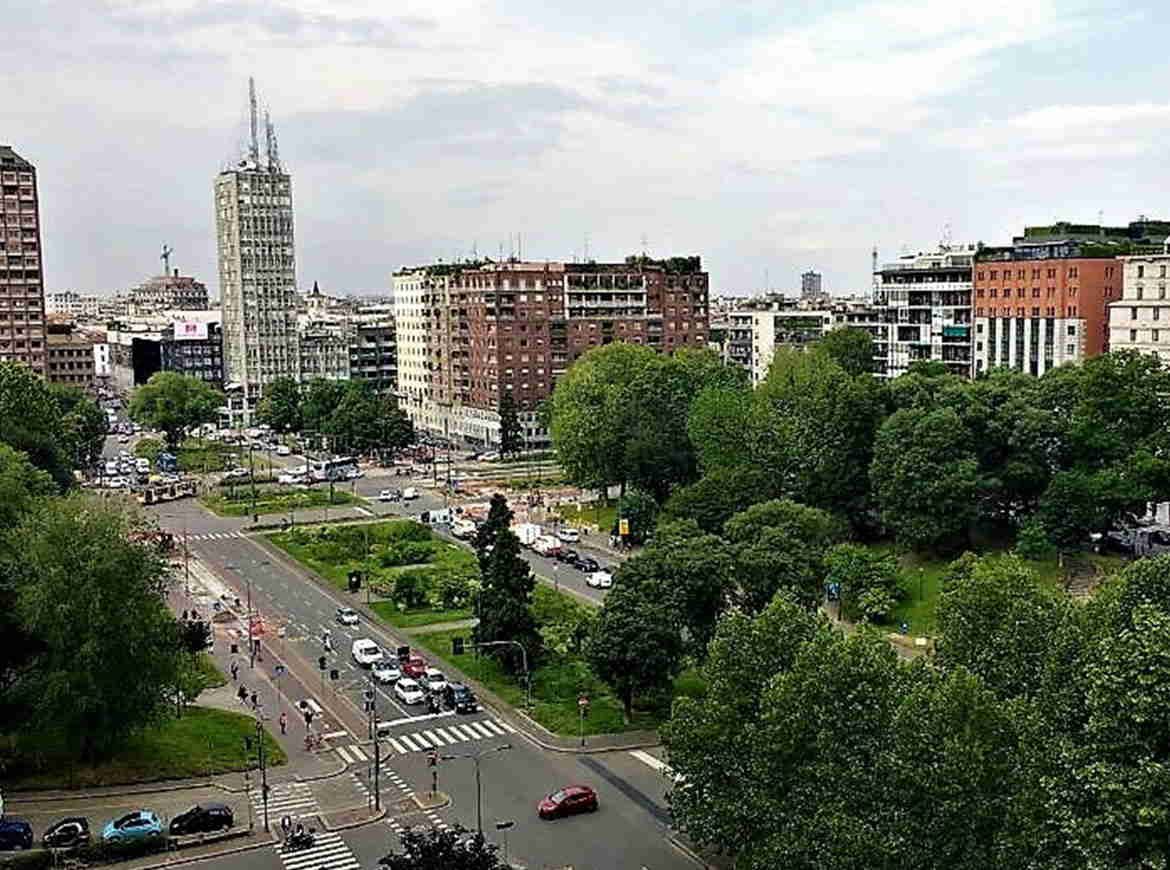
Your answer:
1109;247;1170;365
216;81;298;425
873;245;974;378
391;267;445;433
46;291;103;320
728;307;839;384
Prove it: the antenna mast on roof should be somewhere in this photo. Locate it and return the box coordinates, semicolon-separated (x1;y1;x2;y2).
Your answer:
248;77;260;167
265;109;280;172
584;232;590;262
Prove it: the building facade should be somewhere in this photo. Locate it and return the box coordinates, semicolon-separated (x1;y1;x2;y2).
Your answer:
349;316;396;391
727;306;840;384
1108;249;1170;365
395;256;709;446
873;245;974;378
45;324;96;387
47;291;104;320
0;145;47;374
297;317;351;381
163;314;224;386
801;270;823;300
216;81;298;424
130;270;209;313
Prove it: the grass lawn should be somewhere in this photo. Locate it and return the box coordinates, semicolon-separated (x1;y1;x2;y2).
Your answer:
889;547;1130;636
551;500;618;534
3;706;286;790
370;601;474;628
201;486;359;517
193;652;227;689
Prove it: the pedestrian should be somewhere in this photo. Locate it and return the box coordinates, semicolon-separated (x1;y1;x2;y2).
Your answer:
238;684;248;705
230;661;239;682
280;815;291;841
279;711;287;735
250;691;258;710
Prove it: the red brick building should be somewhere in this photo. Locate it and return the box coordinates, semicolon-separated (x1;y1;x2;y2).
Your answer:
0;145;47;374
398;256;709;446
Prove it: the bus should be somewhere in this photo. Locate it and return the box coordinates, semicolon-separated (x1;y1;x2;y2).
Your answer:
310;456;358;482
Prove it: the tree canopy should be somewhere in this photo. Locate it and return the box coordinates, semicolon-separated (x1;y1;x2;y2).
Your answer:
128;371;222;448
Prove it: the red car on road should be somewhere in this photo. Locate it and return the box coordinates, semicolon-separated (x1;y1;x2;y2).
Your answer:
537;785;599;820
401;655;427;679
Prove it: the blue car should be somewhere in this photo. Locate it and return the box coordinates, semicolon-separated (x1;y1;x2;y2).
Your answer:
102;811;162;842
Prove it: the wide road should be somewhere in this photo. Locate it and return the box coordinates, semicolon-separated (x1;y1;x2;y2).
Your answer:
172;530;687;870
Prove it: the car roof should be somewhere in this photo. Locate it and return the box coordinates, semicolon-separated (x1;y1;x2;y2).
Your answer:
398;678;419;687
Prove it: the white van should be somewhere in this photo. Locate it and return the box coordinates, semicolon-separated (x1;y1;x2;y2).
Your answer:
351;638;383;667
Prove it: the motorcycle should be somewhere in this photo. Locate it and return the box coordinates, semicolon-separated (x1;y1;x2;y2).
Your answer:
284;828;317;851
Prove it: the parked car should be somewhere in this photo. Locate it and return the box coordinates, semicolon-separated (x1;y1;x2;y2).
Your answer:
378;488;397;502
443;682;478;714
42;817;89;849
422;667;448;695
223;468;250;481
168;804;233;836
586;571;613;589
401;654;428;679
394;678;425;705
372;660;402;684
277;472;307;485
480;451;500;462
102;811;162;842
533;536;562;557
574;556;600;573
276;445;292;456
537;785;599;820
402;487;419;501
556;548;578;564
0;818;33;851
451;519;477;540
336;607;360;626
351;638;384;667
557;528;581;544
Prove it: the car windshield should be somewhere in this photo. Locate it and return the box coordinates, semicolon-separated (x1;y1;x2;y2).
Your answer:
400;680;418;689
115;813;138;827
549;790;567;803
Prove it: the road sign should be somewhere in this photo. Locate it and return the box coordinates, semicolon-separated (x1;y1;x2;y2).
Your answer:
619;518;630;536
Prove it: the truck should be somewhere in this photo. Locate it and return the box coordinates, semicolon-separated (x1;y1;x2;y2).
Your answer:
514;523;543;548
533;535;562;558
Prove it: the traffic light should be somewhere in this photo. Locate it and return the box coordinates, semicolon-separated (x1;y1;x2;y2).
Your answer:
330;668;339;681
452;637;465;656
318;656;327;670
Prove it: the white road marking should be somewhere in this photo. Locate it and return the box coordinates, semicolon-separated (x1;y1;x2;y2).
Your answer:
350;745;368;761
388;737;407;754
482;720;506;735
467;722;494;739
398;734;420;751
322;730;349;739
335;746;353;764
409;732;432;748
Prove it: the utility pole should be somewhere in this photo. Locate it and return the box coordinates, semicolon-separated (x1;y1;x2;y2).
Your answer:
256;715;269;831
247;576;255;667
441;745;511;837
366;671;381;812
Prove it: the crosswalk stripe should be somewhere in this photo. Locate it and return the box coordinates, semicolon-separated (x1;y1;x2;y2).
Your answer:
409;732;432;748
350;745;368;761
336;746;353;764
432;727;457;744
482;720;506;735
468;722;494;738
452;724;479;740
399;734;420;751
496;719;517;733
388;737;407;754
422;729;444;746
284;848;353;869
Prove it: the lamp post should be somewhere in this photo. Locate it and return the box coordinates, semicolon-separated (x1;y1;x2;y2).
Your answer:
441;744;511;836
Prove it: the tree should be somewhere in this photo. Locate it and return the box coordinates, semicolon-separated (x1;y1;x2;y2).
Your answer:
616;520;734;656
472;493;512;570
0;361;74;487
474;529;540;673
616;487;658;545
586;582;683;721
1037;467;1147;552
379;825;502;870
179;619;211;662
815;326;875;376
823;543;902;623
498;392;522;458
1014;517;1055;562
256;376;302;433
128;372;222;449
754;348;887;519
661;464;780;534
10;496;183;758
686;383;754;473
870;406;979;552
723;498;842;612
301;379;347;435
48;383;108;469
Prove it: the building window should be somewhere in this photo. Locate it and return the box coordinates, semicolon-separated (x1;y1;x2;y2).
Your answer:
1155;330;1161;343
1131;329;1139;342
1138;265;1145;278
1138;285;1144;300
1133;307;1139;320
1156;308;1162;321
1067;325;1076;336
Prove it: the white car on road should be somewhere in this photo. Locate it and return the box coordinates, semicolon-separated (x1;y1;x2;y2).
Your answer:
422;667;448;695
402;487;419;501
372;661;402;685
336;607;360;626
586;570;614;589
351;638;383;667
378;488;396;502
557;527;581;544
394;678;425;705
276;445;292;456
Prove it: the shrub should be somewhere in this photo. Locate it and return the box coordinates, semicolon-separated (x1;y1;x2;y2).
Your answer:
392;569;433;609
0;850;52;870
76;835;170;863
377;540;434;568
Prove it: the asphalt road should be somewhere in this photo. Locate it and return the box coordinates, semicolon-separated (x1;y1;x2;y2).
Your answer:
171;530;687;869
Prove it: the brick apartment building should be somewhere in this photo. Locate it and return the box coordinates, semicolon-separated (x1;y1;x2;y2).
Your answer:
394;256;709;446
45;323;96;387
0;145;47;374
971;221;1170;376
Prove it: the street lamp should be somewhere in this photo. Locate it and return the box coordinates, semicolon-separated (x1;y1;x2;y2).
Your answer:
441;744;511;836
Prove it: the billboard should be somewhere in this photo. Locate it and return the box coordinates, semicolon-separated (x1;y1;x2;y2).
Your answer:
173;319;209;341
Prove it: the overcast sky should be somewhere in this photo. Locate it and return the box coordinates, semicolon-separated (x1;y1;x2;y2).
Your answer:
6;0;1169;297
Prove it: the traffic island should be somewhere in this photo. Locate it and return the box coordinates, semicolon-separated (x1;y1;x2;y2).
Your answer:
411;790;450;811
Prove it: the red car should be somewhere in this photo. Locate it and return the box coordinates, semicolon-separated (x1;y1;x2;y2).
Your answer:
401;655;427;679
537;785;599;820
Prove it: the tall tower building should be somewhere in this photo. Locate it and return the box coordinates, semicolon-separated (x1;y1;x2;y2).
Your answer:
216;78;298;425
0;145;48;374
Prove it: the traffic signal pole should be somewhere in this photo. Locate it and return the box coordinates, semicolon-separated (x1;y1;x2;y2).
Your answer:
366;671;381;812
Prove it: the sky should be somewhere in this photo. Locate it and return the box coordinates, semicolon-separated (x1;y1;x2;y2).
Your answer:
5;0;1170;297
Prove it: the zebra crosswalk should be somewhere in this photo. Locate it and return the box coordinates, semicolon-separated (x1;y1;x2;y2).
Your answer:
187;530;245;542
379;717;515;755
274;831;360;870
334;743;370;765
251;780;318;820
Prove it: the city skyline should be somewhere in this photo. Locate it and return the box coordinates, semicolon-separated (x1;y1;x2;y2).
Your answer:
7;1;1170;298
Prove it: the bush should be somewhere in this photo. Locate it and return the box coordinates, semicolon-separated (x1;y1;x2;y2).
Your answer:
392;569;432;609
377;540;433;568
0;850;51;870
1015;517;1056;562
824;543;903;624
76;835;170;863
